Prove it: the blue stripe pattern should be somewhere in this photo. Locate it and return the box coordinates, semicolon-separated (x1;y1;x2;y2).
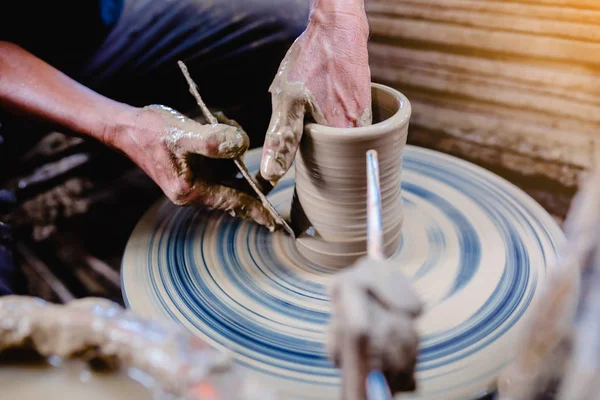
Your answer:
122;146;565;400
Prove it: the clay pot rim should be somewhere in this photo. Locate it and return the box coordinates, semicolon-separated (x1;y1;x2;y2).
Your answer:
304;83;411;140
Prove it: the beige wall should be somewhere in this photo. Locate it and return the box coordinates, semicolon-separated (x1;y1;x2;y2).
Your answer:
368;0;600;189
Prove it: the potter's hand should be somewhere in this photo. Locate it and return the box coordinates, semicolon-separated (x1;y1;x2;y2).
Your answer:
260;5;372;182
327;258;423;399
110;105;276;229
0;42;268;230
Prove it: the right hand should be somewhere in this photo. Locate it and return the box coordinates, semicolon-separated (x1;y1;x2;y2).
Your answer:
327;257;423;398
109;105;277;230
260;9;372;183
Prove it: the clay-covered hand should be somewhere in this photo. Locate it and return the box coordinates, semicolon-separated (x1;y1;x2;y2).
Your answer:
109;105;276;229
327;258;423;399
260;8;372;183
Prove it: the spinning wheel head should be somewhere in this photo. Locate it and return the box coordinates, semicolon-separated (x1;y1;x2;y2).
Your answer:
122;146;564;400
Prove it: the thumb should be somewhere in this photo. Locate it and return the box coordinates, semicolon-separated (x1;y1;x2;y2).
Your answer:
177;123;249;160
336;283;371;400
144;105;249;159
260;89;306;182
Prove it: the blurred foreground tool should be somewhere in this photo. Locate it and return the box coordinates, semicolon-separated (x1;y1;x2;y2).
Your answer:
497;166;600;400
329;150;421;400
364;149;393;400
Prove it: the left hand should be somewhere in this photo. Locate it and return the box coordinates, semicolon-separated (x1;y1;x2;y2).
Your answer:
327;258;423;399
110;105;277;229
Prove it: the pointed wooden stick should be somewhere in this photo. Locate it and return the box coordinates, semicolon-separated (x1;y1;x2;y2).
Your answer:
177;61;217;125
176;60;293;236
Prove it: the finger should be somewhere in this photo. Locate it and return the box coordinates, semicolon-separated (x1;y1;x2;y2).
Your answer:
182;179;277;230
384;316;419;374
335;283;371;400
341;329;369;400
368;312;419;394
326;281;344;366
325;316;343;366
385;368;417;394
213;111;245;132
260;90;306;182
384;323;419;395
176;123;249;159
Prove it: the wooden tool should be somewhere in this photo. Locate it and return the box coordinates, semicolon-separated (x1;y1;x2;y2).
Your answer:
364;149;393;400
177;61;294;237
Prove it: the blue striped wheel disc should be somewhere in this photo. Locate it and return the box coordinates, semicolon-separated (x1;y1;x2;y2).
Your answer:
122;146;564;399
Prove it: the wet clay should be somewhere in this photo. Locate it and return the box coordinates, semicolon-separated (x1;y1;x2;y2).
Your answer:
144;104;248;160
261;52;328;182
138;104;276;229
291;83;411;268
176;61;280;231
0;296;275;400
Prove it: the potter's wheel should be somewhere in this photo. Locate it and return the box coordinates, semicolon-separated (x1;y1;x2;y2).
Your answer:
122;146;564;400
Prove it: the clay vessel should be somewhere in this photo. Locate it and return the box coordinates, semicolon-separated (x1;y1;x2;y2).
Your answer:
291;83;411;268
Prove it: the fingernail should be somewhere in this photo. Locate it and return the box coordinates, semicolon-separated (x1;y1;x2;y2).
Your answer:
218;128;249;157
261;152;286;182
252;205;277;231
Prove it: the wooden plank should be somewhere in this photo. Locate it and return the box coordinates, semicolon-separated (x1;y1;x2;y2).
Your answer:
408;127;582;187
369;44;600;95
370;64;600;123
369;17;600;65
407;100;594;168
397;89;600;138
370;57;600;105
368;0;600;23
368;2;600;41
495;0;600;10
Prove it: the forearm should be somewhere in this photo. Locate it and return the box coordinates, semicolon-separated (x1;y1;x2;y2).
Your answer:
0;41;134;147
309;0;368;36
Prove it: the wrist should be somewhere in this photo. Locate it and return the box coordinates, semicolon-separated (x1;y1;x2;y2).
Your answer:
308;5;369;39
102;105;142;152
310;0;366;15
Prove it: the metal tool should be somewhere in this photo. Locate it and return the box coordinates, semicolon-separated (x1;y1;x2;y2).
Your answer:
366;149;385;261
364;149;393;400
233;158;295;237
177;61;294;237
254;172;275;196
